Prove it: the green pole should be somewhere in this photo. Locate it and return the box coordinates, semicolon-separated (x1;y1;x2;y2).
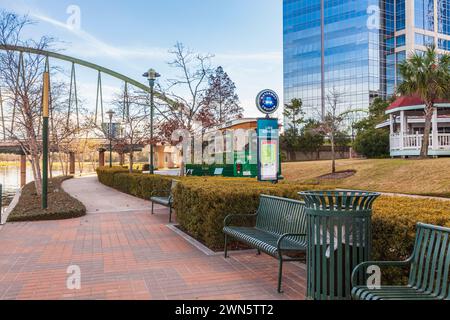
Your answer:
143;68;159;175
109;118;113;168
42;71;49;209
149;80;154;175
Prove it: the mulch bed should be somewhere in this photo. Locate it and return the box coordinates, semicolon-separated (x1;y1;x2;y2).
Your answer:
317;170;356;180
7;176;86;222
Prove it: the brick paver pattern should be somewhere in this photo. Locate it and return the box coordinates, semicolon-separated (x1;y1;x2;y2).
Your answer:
0;176;306;300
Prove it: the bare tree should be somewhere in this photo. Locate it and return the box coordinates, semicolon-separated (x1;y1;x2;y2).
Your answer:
111;87;150;173
318;88;356;174
0;11;58;193
161;42;214;133
48;81;86;177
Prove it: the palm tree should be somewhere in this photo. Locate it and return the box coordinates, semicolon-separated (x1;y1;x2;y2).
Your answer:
397;45;450;158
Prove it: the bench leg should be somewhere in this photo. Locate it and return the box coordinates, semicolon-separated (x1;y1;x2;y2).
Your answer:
224;234;228;258
151;202;154;215
257;249;261;255
169;206;172;223
278;256;284;294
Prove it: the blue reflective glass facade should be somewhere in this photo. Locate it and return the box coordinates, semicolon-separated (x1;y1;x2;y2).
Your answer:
284;0;383;121
438;0;450;35
396;0;406;31
284;0;323;118
415;0;434;31
283;0;450;125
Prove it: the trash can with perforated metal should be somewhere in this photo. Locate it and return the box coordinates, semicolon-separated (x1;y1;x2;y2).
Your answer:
299;190;380;300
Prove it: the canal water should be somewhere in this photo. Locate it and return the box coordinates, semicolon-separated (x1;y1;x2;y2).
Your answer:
0;165;63;211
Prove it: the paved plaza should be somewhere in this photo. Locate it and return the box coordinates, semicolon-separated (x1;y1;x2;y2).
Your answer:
0;176;306;300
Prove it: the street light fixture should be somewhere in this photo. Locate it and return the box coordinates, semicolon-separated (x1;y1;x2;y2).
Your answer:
106;109;115;168
143;68;160;174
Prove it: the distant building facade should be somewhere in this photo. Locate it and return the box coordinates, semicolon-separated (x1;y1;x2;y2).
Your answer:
283;0;450;129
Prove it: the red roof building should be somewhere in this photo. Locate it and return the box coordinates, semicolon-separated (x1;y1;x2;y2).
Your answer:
382;96;450;157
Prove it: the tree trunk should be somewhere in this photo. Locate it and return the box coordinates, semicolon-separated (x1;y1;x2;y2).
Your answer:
420;102;434;159
58;153;65;176
179;149;185;177
331;135;336;174
129;151;134;173
29;155;42;194
28;138;42;195
49;152;54;179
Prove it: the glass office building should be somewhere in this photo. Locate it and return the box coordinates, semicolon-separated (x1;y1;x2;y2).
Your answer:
283;0;450;128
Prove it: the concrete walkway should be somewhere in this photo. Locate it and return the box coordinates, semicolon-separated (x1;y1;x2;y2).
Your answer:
63;175;151;213
0;176;306;300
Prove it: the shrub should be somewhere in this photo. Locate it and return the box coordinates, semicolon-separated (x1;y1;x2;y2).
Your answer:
8;176;86;222
96;167;174;199
173;179;331;250
96;167;450;283
97;167;129;186
353;128;390;158
371;196;450;283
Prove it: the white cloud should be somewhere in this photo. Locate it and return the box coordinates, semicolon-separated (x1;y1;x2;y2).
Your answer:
31;12;168;61
1;1;284;118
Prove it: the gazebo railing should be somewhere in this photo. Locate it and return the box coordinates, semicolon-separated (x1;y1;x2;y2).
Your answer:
390;133;450;151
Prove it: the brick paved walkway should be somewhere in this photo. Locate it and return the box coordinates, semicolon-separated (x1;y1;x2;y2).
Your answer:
0;176;307;300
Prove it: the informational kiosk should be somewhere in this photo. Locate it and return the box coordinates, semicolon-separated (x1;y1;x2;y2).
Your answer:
255;89;280;182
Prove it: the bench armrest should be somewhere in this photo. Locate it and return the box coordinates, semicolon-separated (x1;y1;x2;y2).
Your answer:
224;213;258;227
351;259;413;288
277;233;307;252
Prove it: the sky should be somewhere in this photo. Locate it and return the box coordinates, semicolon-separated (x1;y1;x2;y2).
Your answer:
0;0;283;118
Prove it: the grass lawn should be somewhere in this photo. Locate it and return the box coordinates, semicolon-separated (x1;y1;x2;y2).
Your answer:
282;158;450;197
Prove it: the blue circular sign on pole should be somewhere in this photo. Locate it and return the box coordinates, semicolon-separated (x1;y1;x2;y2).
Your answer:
256;89;279;115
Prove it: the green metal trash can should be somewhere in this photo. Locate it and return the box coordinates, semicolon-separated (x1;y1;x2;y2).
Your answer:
299;190;380;300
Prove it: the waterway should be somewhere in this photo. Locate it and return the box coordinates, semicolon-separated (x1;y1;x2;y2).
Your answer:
0;165;63;211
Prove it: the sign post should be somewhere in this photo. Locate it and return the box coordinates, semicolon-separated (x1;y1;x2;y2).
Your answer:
255;89;280;183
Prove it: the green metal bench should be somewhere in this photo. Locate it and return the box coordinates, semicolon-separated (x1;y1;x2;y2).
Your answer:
150;180;178;223
223;195;307;293
352;223;450;300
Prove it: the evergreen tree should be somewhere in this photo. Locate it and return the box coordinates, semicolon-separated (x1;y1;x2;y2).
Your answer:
283;98;305;135
201;66;243;126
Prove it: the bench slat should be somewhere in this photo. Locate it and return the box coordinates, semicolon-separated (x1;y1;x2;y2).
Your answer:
353;223;450;300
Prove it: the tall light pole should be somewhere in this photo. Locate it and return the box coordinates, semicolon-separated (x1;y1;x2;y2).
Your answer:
143;68;160;174
42;65;50;209
106;109;115;168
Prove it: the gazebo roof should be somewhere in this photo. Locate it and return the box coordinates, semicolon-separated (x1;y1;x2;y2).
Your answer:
386;95;450;113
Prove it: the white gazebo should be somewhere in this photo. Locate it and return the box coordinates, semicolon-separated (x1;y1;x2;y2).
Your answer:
377;95;450;157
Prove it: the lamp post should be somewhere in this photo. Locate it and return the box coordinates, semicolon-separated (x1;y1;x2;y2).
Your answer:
106;109;115;168
42;69;50;209
143;68;160;174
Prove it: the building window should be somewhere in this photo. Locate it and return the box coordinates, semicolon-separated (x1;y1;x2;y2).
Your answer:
415;33;435;46
415;0;435;31
438;0;450;35
439;38;450;50
396;0;406;31
396;35;406;47
396;51;406;82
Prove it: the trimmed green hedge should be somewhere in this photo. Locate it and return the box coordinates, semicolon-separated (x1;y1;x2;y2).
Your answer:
97;167;174;199
96;167;450;283
8;176;86;222
173;178;329;249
